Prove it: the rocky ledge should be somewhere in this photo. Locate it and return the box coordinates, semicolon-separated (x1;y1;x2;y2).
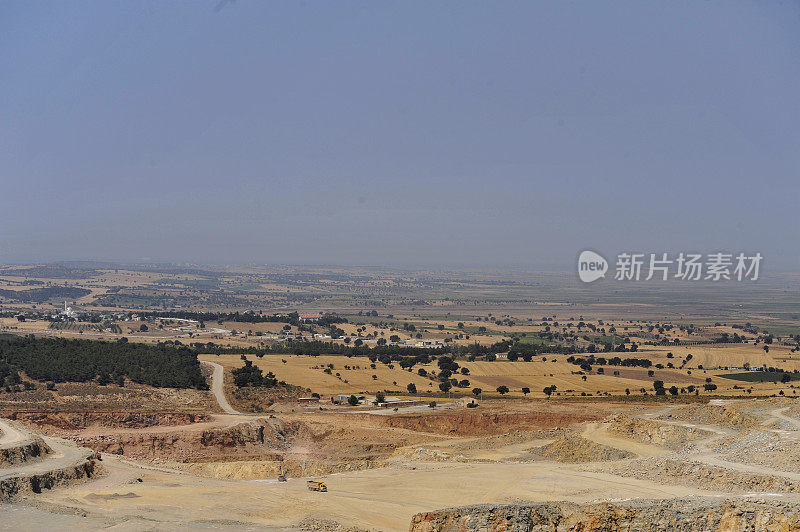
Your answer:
409;497;800;531
0;433;52;467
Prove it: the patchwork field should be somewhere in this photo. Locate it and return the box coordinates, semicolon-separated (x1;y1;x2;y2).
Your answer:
201;343;800;400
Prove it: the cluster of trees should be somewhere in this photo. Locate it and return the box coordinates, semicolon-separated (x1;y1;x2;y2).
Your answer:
713;332;747;344
0;360;22;388
652;380;672;395
231;358;282;388
489;339;578;358
584;341;641;352
398;354;434;369
648;380;715;396
0;334;207;389
565;355;653;372
141;310;347;327
201;340;450;358
0;286;91;303
432;356;471;393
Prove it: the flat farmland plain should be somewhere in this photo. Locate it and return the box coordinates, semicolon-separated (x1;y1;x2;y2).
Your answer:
201;341;800;399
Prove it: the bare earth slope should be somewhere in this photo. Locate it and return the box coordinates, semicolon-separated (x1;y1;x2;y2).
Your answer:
410;497;800;531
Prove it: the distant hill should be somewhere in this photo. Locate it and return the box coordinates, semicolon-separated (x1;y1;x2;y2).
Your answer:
0;264;97;279
0;286;91;303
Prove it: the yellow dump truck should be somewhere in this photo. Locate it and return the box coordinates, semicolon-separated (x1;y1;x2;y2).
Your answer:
307;480;327;492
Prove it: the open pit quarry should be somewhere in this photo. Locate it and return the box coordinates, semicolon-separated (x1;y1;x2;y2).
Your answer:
5;368;800;530
0;418;98;502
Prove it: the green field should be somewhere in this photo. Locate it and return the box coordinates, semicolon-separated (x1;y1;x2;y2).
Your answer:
720;371;800;383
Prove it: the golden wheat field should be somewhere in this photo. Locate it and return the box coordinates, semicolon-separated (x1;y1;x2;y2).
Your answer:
201;342;800;399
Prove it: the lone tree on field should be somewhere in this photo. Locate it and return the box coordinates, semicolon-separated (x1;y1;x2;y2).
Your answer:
407;382;417;394
496;385;509;395
472;387;482;399
522;387;530;396
347;395;359;406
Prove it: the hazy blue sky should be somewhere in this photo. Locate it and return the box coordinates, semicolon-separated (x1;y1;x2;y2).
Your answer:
2;1;799;270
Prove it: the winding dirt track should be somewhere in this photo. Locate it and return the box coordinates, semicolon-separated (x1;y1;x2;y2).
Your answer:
580;421;668;459
0;418;27;447
0;418;94;483
200;360;242;415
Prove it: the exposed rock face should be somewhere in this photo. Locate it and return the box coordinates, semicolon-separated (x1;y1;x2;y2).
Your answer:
0;458;98;501
409;498;800;531
0;421;99;501
73;418;289;461
607;415;708;450
601;457;800;493
352;411;606;437
658;405;759;429
5;411;210;431
172;457;379;480
0;437;51;467
0;421;52;467
537;433;633;462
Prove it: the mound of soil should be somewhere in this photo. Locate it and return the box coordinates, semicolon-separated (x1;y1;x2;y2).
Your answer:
608;414;710;450
537;433;634;462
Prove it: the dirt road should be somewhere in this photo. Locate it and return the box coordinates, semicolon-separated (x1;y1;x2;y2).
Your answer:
580;421;668;459
200;360;241;415
0;437;90;482
0;419;27;448
0;419;94;483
